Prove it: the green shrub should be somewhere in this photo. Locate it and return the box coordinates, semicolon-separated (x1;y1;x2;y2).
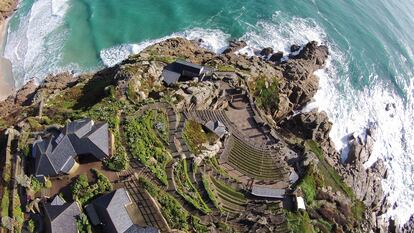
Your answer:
0;118;8;129
71;170;112;206
13;195;24;231
30;177;43;193
71;175;91;205
174;160;211;214
124;110;171;185
299;168;317;205
91;169;113;193
44;180;52;189
139;177;189;231
27;219;35;233
76;213;92;233
27;117;43;131
2;163;11;183
22;144;31;157
255;77;279;115
191;215;209;233
305;140;355;198
217;65;236;72
201;174;221;210
78;97;129;171
183;120;217;155
1;188;10;217
286;211;315;233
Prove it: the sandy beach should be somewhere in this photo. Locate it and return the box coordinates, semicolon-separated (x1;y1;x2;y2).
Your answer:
0;18;15;101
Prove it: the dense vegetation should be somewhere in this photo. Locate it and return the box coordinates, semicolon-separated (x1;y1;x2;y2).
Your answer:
139;177;190;231
71;169;113;206
202;174;221;211
124;110;171;185
250;77;280;115
78;95;129;171
76;213;92;233
183;120;217;155
174;160;211;214
286;140;366;232
207;176;247;213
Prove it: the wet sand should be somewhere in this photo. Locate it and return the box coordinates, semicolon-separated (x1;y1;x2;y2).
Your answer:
0;19;15;101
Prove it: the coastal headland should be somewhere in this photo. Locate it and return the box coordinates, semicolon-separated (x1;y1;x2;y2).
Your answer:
0;37;405;232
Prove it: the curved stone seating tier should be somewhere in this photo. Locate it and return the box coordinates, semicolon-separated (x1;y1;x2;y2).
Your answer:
209;176;247;214
226;135;289;181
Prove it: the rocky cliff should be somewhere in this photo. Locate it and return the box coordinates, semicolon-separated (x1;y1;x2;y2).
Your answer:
0;0;18;21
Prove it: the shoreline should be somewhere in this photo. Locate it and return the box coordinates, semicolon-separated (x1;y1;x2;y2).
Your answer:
0;18;8;54
0;18;15;101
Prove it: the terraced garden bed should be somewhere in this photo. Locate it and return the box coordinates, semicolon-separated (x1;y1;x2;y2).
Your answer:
139;177;210;232
124;110;172;185
174;160;211;214
203;175;247;214
139;177;190;231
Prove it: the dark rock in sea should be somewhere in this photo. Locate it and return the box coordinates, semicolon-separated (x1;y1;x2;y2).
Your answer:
290;44;301;53
290;41;329;68
345;131;374;165
222;40;247;54
269;51;284;63
402;215;414;233
260;47;274;57
342;129;387;211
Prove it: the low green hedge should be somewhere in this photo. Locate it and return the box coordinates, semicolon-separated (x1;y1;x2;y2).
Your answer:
139;177;189;231
174;160;211;214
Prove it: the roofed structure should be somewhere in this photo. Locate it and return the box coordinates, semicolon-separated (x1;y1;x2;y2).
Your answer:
33;119;111;179
43;195;81;233
251;185;286;199
205;120;227;138
86;188;159;233
162;60;212;86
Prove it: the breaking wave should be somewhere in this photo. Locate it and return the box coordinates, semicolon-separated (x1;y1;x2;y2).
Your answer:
4;0;70;87
99;28;230;67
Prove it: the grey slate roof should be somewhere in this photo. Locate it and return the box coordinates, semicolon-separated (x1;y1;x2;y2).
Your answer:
251;185;286;199
162;60;210;86
33;119;110;178
124;225;160;233
205;120;227;138
86;188;135;233
162;69;181;86
43;196;81;233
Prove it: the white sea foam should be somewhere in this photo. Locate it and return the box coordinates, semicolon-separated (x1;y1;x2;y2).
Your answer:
51;0;70;17
100;28;230;67
312;65;414;224
236;11;414;224
4;0;69;88
238;12;326;56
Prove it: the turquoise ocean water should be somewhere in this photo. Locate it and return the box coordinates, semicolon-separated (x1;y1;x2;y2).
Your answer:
3;0;414;224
